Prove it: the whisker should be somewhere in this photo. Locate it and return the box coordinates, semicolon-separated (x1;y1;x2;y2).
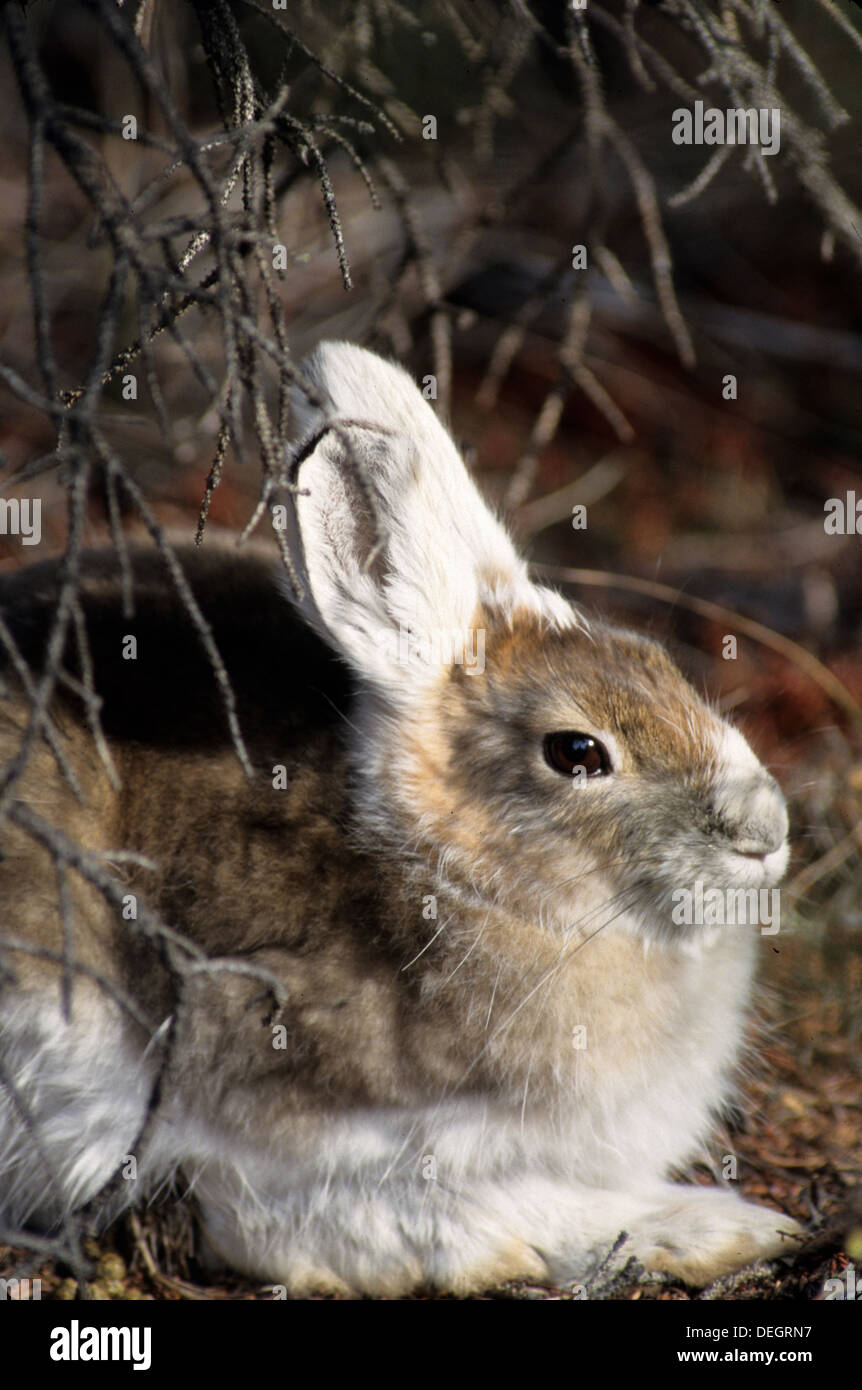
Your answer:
374;888;643;1187
400;912;455;971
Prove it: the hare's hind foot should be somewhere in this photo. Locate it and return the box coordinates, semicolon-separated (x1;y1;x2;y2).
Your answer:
627;1187;804;1286
193;1161;802;1298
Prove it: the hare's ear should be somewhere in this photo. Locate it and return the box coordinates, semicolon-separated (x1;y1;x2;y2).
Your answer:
285;342;570;695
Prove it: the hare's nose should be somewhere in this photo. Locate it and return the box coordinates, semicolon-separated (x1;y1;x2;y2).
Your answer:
713;775;788;858
732;835;784;860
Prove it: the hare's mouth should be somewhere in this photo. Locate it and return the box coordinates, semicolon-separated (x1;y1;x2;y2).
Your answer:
658;844;788;938
725;840;789;886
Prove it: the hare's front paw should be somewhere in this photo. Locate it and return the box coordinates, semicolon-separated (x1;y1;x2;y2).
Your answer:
633;1190;804;1285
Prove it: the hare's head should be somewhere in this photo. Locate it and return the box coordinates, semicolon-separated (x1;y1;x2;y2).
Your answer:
287;343;788;942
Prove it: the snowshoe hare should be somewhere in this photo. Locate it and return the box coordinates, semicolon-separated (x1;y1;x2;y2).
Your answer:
0;342;802;1295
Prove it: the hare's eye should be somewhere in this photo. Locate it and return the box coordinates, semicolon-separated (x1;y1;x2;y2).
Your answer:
544;732;610;778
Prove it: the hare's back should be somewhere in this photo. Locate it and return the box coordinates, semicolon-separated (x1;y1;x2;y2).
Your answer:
0;539;352;751
0;539;361;984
